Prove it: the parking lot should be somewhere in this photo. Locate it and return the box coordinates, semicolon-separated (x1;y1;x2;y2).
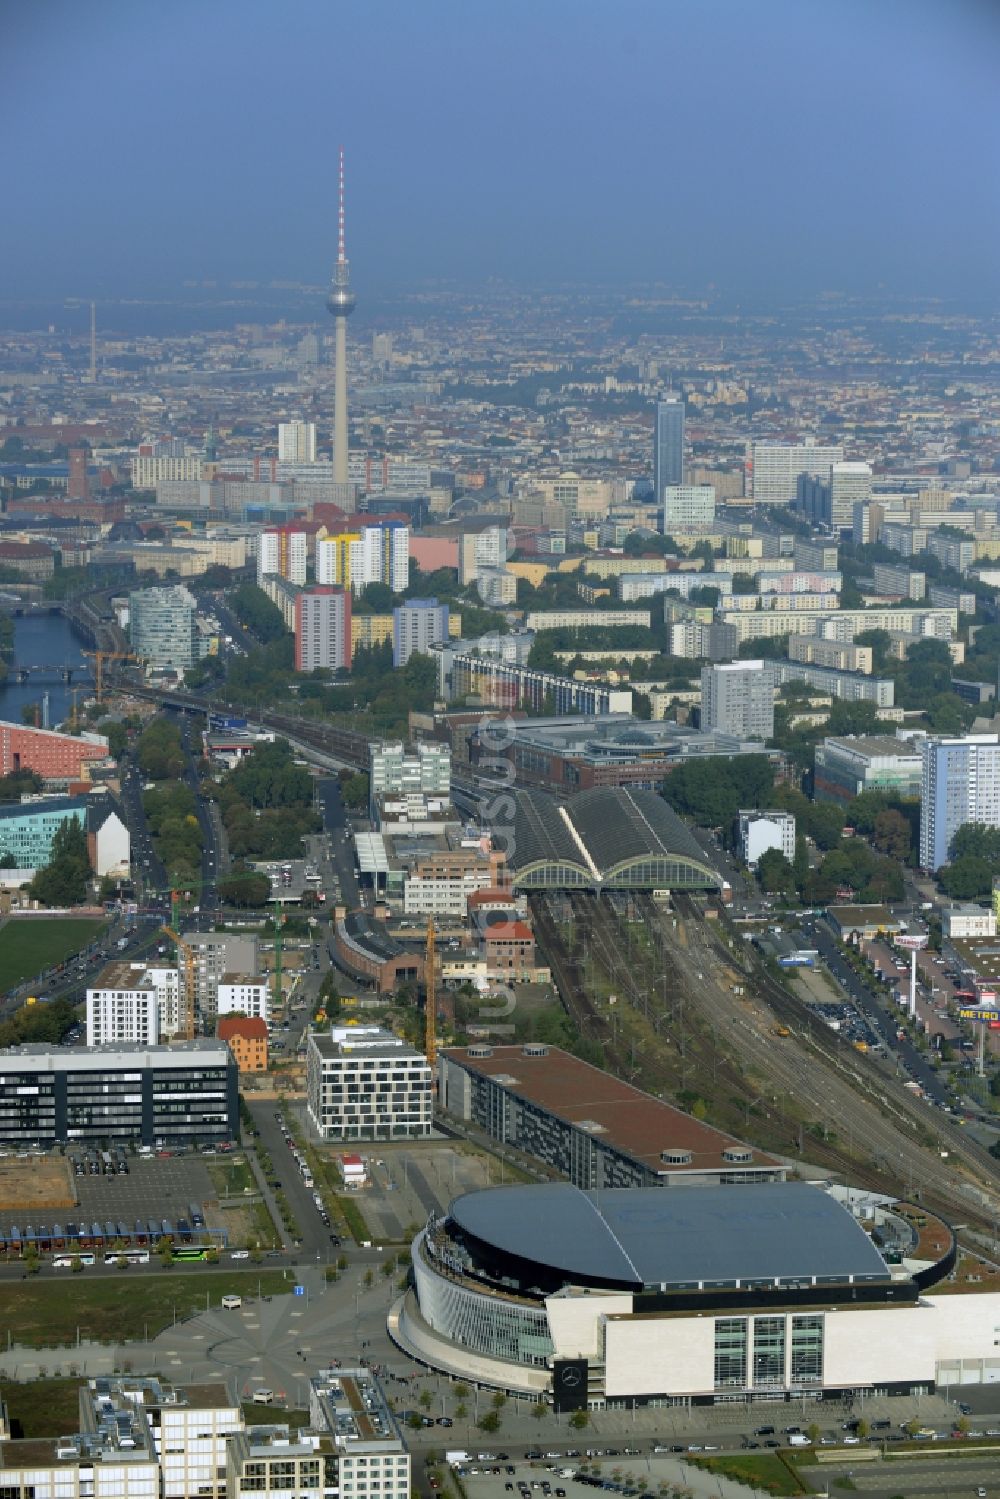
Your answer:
0;1153;215;1240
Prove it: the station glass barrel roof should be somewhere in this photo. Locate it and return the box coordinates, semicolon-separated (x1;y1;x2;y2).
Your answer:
509;787;719;891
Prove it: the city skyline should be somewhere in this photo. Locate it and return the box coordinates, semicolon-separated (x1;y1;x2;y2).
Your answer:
4;0;999;304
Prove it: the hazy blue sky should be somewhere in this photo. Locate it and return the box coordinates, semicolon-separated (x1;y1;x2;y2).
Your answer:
5;0;999;303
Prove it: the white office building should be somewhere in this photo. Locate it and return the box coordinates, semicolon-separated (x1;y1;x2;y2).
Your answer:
277;420;318;464
920;734;1000;872
306;1027;433;1141
700;660;775;741
738;809;796;869
661;484;715;529
750;440;844;506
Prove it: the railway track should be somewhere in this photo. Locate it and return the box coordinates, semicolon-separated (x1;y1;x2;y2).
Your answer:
655;893;1000;1235
530;880;1000;1235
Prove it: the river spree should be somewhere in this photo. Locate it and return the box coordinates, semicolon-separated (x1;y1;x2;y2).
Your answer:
0;613;90;728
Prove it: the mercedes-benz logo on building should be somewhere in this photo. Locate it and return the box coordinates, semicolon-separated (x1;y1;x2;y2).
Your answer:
558;1366;581;1388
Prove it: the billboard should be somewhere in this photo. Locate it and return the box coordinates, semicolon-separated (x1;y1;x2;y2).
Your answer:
552;1358;588;1412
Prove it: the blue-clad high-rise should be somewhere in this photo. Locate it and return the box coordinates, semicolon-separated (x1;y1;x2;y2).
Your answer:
653;396;685;501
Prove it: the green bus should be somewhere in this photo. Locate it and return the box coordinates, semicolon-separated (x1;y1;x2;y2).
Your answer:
171;1246;211;1261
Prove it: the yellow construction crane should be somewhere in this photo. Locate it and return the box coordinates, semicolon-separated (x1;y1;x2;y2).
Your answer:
424;917;436;1068
82;650;138;705
159;920;198;1042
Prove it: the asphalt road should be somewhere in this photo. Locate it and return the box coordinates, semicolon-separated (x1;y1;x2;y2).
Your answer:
247;1099;338;1263
318;776;361;907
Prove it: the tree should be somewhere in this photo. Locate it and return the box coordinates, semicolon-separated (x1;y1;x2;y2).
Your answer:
30;816;91;906
531;1401;547;1421
477;1409;501;1433
97;719;128;759
802;801;845;852
757;849;795;895
873;809;911;860
217;868;271;907
951;823;1000;865
341;772;370;810
569;1409;589;1429
939;856;992;901
418;1390;433;1410
853;628;892;671
491;1392;506;1410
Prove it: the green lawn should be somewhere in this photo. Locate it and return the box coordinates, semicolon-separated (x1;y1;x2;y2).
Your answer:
0;917;105;991
0;1377;84;1437
687;1453;813;1496
0;1268;292;1346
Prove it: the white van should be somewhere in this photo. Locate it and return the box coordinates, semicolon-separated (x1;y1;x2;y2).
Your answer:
252;1389;273;1405
221;1294;242;1310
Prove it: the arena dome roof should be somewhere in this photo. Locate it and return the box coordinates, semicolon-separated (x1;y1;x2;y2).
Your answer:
448;1181;891;1291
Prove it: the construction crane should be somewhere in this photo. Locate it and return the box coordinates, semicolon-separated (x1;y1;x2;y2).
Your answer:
424;917;436;1068
82;650;138;705
159;911;198;1042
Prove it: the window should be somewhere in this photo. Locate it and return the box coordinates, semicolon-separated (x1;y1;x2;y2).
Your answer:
714;1317;747;1388
790;1314;823;1384
752;1315;786;1387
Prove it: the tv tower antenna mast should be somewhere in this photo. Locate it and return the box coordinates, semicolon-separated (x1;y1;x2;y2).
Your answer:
90;301;97;382
326;146;356;486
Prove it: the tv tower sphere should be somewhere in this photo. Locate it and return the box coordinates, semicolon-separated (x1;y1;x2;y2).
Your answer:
327;147;355;485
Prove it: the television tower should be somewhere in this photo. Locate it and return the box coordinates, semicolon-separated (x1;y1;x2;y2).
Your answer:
89;301;97;382
326;146;356;485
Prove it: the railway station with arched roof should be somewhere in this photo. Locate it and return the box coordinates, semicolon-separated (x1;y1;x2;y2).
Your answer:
508;786;720;892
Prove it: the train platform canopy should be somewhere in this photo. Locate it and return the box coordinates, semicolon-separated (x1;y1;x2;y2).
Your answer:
509;787;720;892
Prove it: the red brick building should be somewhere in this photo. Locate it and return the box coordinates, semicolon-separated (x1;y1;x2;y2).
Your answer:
481;918;537;976
0;722;110;781
218;1015;268;1072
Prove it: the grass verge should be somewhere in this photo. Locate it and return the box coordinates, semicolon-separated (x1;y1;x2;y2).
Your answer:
687;1452;813;1496
0;918;105;990
0;1268;292;1346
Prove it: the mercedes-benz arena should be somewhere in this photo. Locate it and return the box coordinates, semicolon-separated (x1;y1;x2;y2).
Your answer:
390;1180;1000;1408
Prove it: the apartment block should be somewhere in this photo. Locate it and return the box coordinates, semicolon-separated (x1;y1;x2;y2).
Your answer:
216;974;270;1023
920;734;1000;872
181;931;259;1025
392;599;449;667
873;563;926;599
525;609;652;631
86;963;163;1047
700;661;775;740
751;440;844;506
449;654;632;715
257;527;308;586
787;635;874;674
738;809;796;868
294;586;351;672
